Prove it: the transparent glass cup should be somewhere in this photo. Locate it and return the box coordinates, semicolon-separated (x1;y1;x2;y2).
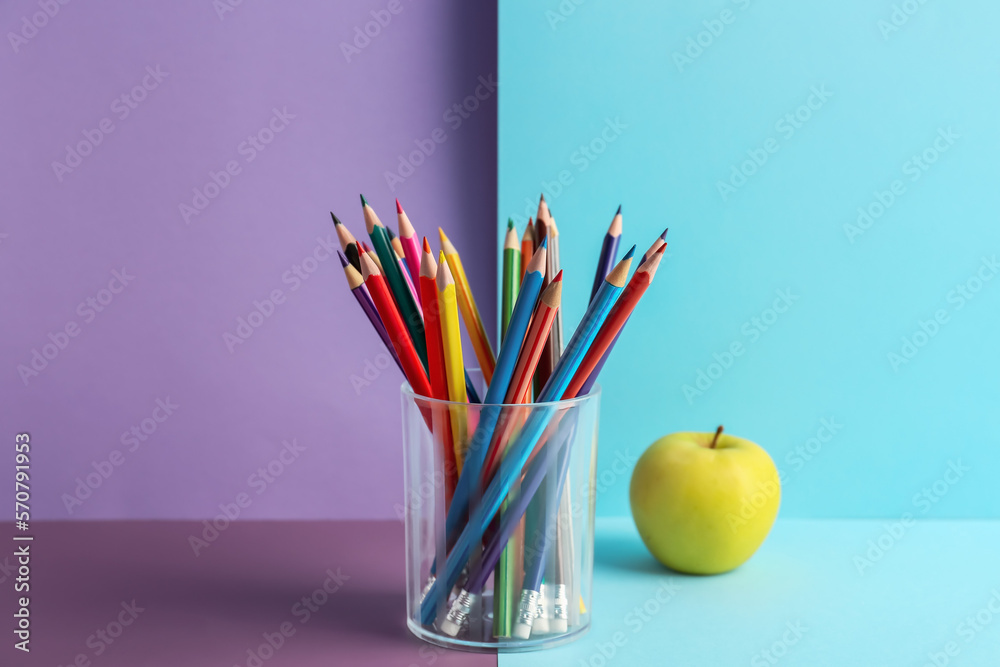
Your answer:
401;370;599;651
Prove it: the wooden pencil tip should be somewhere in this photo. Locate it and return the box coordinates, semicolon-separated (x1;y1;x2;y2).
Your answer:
660;227;669;241
537;235;548;249
360;193;368;208
607;248;635;287
623;245;636;260
552;269;563;282
526;243;547;274
395;198;403;214
541;272;563;307
359;251;380;279
437;254;454;286
539;193;546;203
422;236;431;253
344;261;364;289
420;244;437;278
337;250;349;268
439;228;456;254
330;212;342;226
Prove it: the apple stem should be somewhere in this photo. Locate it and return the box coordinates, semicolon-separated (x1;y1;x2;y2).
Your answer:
710;425;723;449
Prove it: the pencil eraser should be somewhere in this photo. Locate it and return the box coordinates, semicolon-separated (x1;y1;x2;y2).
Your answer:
533;616;550;634
512;622;532;640
551;618;568;633
440;618;461;637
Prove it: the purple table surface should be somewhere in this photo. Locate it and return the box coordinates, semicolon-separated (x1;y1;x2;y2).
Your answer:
0;521;496;667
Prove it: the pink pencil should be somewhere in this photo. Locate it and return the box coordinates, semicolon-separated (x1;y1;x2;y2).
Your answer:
396;199;423;307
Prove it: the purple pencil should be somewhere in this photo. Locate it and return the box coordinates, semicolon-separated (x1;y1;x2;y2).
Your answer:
338;250;403;373
589;205;623;302
580;228;667;394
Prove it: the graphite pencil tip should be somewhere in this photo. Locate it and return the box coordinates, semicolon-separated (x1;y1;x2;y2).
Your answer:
330;212;343;226
395;198;403;214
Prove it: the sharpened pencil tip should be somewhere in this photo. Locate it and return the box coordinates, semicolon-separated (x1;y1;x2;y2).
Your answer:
337;250;349;267
395;198;403;214
616;204;622;216
422;236;431;253
660;228;669;240
623;245;636;259
330;212;342;226
507;218;515;230
552;269;563;282
538;235;548;249
539;193;546;203
360;194;368;208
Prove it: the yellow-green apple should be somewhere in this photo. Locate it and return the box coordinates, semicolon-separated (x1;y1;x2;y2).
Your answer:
629;426;780;574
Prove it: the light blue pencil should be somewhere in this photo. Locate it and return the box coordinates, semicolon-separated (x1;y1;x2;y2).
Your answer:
420;247;635;627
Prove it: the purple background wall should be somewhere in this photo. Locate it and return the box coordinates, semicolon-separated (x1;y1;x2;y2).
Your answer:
1;0;497;520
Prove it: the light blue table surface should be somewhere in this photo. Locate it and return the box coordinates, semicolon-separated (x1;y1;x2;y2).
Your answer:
502;517;1000;667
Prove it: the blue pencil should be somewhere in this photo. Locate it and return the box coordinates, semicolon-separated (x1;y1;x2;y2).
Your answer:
420;247;635;627
589;205;622;302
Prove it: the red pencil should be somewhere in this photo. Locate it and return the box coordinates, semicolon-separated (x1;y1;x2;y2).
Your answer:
563;244;666;398
360;252;433;397
418;238;458;500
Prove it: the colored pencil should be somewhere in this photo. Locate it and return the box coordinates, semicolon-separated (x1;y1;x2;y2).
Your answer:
359;252;432;397
590;206;622;302
421;249;634;627
439;228;497;383
395;245;423;320
545;213;564;359
501;219;521;341
444;239;547;545
396;199;423;307
418;240;457;502
339;250;403;373
361;241;383;273
362;195;428;365
332;212;362;272
580;231;668;394
437;255;469;470
520;218;535;283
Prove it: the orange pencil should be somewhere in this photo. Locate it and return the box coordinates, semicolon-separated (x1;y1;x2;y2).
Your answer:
520;218;534;283
360;253;432;397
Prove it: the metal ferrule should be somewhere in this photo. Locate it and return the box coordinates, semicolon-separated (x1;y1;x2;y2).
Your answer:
419;575;436;603
443;589;477;632
516;589;540;629
552;584;569;622
538;583;553;619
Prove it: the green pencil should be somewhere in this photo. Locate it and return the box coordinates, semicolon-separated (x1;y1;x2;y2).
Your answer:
361;195;428;366
500;219;521;342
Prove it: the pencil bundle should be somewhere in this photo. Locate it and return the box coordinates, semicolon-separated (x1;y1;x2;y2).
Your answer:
330;195;668;642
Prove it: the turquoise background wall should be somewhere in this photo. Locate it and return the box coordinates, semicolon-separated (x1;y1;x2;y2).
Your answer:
498;0;1000;518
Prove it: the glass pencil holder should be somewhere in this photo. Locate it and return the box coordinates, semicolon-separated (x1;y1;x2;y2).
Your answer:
401;370;599;652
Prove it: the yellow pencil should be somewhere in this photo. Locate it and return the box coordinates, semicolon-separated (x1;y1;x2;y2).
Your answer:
439;228;497;384
437;254;469;471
